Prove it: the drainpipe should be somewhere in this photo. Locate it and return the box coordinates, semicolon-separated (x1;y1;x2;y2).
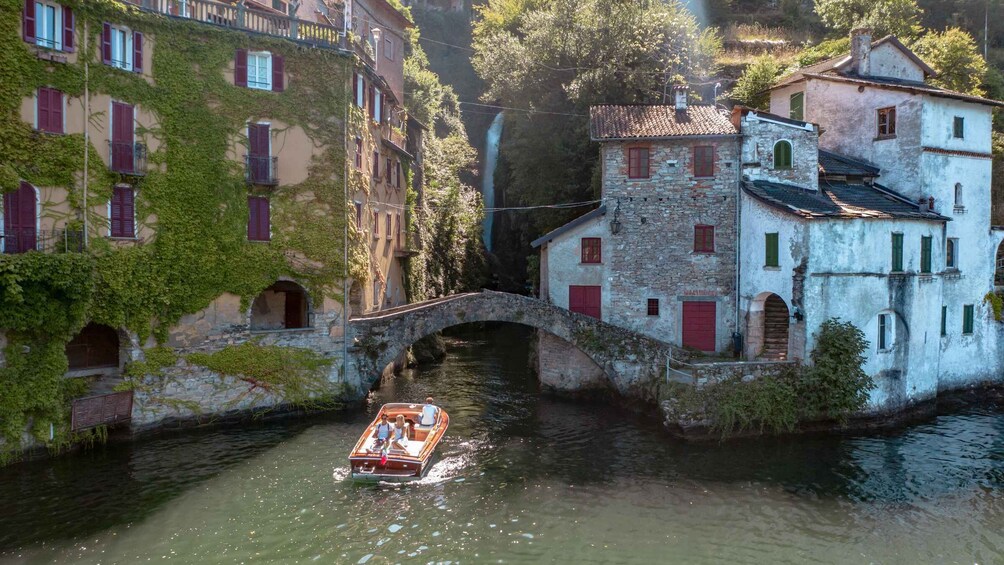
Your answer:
82;20;89;247
341;56;350;384
734;136;742;352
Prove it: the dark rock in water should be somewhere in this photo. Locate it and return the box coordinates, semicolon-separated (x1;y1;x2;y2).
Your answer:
411;333;447;365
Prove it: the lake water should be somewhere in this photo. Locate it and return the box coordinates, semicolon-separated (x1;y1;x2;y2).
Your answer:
2;325;1004;564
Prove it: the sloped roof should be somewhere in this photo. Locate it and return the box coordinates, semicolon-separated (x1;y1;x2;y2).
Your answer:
531;206;606;248
818;150;880;177
802;73;1004;108
590;105;738;141
743;180;947;221
775;35;935;89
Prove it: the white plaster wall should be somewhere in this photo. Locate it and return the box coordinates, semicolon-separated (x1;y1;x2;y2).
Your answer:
805;79;924;199
920;97;994;154
768;84;805;119
868;43;926;82
542;214;610;318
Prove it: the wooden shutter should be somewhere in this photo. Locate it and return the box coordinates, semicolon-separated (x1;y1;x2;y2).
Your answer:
102;23;112;64
765;232;779;267
62;6;74;52
3;182;37;253
112;102;135;172
694;145;715;177
682;301;717;352
132;31;143;73
122;187;135;237
249;123;269;157
23;0;35;44
569;285;601;319
37;87;50;132
368;86;375;119
892;233;903;271
272;55;284;92
49;88;62;133
110;186;122;237
248;196;269;241
921;236;932;273
396;162;403;188
352;72;358;105
235;48;248;87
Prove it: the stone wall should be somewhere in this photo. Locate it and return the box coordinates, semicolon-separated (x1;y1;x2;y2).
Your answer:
739;113;819;190
689;360;796;387
599;138;741;352
537;331;610;395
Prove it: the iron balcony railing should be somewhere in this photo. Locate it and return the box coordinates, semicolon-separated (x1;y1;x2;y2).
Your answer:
109;141;148;175
136;0;345;49
1;228;85;254
245;154;279;185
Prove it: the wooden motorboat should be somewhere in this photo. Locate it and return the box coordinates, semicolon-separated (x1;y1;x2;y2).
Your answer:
349;403;449;481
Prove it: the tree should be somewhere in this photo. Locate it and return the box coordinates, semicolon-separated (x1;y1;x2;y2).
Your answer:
912;27;990;95
729;56;784;109
814;0;923;39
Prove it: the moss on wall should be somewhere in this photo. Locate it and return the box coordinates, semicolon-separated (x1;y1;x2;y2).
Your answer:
0;0;364;459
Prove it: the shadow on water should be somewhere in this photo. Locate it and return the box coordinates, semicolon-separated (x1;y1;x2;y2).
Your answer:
1;323;1004;560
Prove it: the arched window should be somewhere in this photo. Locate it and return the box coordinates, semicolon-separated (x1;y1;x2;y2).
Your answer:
954;183;963;208
251;281;311;330
773;140;792;169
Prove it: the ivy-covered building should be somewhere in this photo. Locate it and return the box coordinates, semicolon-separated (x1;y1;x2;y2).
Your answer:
0;0;419;458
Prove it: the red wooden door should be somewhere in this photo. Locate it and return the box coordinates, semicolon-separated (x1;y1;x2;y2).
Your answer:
569;285;601;319
111;102;134;172
249;124;270;182
682;301;717;352
3;182;37;254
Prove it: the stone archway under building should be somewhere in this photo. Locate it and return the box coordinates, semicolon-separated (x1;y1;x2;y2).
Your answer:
747;292;790;360
65;322;122;376
250;281;312;331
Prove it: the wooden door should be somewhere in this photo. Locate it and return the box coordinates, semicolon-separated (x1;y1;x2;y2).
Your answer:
112;102;134;172
284;290;304;328
682;301;716;352
3;182;37;254
569;285;601;319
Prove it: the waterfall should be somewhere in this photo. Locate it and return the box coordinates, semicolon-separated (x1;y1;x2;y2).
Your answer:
482;112;504;252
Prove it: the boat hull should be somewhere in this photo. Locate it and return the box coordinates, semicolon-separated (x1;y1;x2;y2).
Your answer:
348;403;449;482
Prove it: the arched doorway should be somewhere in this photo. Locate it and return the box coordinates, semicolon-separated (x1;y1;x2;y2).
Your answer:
251;281;311;330
65;323;120;373
3;181;37;254
762;294;790;360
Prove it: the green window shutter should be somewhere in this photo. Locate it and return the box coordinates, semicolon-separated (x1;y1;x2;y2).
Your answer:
921;236;932;273
773;141;792;169
963;304;974;334
953;116;964;139
891;233;903;271
789;92;804;121
941;306;947;336
765;233;779;267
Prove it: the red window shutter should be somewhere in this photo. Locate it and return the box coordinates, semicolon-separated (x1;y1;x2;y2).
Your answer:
694;225;714;252
62;6;74;52
110;186;123;237
248;196;258;240
248;197;270;241
272;55;284;91
259;198;270;240
102;23;112;65
249;124;269;157
352;72;358;105
122;187;135;237
694;145;715;177
23;0;35;44
111;102;135;172
37;88;50;132
133;31;143;73
581;238;601;263
50;88;63;133
235;49;248;87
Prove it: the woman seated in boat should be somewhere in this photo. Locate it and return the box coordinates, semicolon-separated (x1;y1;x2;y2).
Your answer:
391;414;410;450
419;397;439;427
372;414;392;449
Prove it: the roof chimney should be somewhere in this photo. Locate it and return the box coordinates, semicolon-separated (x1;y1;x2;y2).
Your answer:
850;28;872;76
672;84;689;112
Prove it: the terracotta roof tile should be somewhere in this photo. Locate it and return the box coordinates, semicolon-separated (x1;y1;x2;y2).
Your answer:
590;105;738;140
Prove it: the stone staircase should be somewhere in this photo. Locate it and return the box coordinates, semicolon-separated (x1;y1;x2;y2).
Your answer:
762;301;789;361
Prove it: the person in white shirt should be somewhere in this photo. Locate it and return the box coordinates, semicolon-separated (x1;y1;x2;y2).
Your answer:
419;397;439;427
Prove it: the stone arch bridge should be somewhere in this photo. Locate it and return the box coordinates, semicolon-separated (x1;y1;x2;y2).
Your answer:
346;291;680;400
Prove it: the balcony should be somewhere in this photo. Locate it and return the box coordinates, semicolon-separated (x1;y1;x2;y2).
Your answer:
109;141;148;176
245;155;279;186
1;228;85;254
136;0;345;49
393;230;421;258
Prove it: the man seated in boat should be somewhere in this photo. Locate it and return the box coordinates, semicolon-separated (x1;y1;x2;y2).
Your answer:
391;414;410;450
418;397;439;428
372;414;392;450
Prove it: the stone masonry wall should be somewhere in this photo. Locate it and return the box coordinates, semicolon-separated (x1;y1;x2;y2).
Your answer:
740;115;819;190
601;138;741;352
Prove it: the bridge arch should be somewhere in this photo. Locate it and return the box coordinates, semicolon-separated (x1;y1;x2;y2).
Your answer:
348;291;678;397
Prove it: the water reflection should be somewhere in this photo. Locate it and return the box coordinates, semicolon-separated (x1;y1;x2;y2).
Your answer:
0;324;1003;563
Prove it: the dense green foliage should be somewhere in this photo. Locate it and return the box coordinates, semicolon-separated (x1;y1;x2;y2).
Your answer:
913;27;990;95
471;0;718;286
0;0;363;457
674;318;874;438
730;55;784;109
814;0;923;38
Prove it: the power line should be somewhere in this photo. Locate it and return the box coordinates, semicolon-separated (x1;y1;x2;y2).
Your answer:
417;35;476;52
458;101;586;116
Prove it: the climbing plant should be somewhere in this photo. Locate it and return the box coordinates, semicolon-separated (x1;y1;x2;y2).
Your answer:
0;0;366;459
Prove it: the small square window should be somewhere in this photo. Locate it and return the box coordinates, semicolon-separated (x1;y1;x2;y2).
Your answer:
953;116;964;139
647;299;659;316
581;237;601;264
627;147;650;179
694;225;714;253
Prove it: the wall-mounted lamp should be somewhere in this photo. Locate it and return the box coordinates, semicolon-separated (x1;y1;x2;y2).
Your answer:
610;200;622;235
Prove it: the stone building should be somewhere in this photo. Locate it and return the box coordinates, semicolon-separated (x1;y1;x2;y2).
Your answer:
0;0;418;442
537;31;1004;413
